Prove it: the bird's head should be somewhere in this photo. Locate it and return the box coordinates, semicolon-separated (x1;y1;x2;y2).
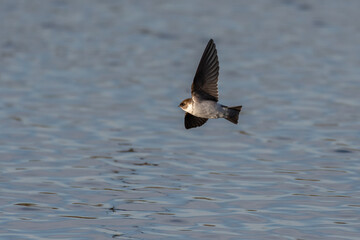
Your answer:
178;98;192;112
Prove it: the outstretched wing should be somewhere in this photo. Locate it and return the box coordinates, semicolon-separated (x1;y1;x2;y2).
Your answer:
184;113;208;129
191;39;219;102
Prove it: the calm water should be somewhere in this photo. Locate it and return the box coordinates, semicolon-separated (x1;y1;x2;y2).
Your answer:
1;1;360;239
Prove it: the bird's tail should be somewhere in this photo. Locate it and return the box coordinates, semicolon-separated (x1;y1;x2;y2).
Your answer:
224;105;242;124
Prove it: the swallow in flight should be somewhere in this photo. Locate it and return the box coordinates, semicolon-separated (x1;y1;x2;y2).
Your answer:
179;39;242;129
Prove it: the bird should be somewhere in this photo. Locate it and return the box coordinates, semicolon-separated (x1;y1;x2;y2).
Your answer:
179;39;242;129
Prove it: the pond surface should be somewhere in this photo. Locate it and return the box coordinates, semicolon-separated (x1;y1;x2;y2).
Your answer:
0;1;360;239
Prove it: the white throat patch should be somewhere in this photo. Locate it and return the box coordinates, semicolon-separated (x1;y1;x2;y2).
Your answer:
183;102;193;113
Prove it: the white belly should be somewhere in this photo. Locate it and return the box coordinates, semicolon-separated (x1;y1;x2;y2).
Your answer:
191;101;226;119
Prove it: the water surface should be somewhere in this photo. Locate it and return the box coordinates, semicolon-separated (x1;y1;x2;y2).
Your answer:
0;1;360;239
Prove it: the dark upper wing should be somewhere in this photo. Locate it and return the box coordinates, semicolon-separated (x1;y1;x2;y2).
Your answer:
184;113;208;129
191;39;219;102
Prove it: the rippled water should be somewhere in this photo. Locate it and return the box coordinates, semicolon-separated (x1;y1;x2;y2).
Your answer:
1;0;360;239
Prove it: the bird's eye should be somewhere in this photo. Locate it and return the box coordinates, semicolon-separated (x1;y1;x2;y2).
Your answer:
180;103;184;107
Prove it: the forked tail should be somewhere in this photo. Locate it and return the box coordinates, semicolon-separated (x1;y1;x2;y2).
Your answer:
225;105;242;124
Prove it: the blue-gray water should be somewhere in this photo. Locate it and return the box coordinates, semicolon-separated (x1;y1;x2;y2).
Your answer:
1;1;360;239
